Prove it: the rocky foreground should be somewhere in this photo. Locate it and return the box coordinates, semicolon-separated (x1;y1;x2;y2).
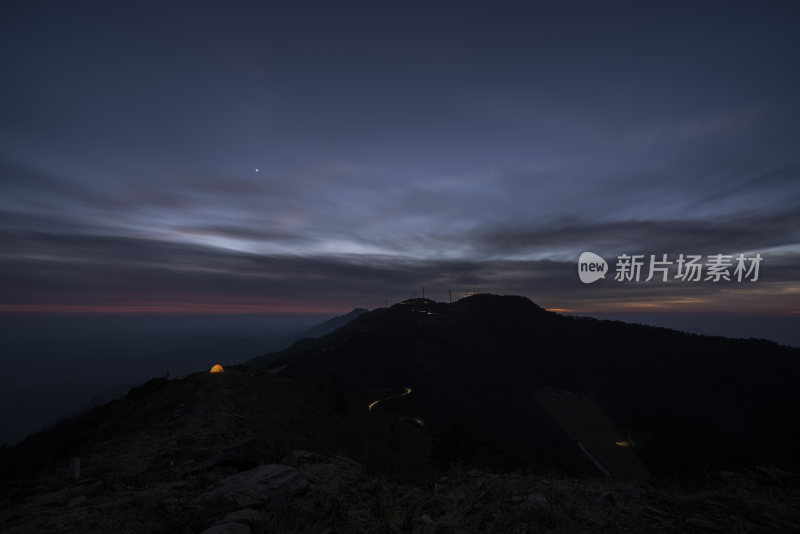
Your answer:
1;367;798;533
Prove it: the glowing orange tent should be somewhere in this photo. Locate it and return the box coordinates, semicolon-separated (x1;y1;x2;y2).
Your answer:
209;364;225;374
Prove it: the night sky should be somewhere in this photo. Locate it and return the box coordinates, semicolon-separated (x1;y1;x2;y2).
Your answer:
2;2;799;323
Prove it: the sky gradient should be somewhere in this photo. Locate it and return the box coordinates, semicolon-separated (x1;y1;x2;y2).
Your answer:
1;2;799;324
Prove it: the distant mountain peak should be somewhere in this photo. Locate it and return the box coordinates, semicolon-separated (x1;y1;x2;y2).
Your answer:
249;293;800;478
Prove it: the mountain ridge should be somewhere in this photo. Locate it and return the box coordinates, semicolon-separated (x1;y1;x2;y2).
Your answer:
249;294;800;477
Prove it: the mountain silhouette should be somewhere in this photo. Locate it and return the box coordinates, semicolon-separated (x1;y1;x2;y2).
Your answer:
4;296;800;533
250;294;800;477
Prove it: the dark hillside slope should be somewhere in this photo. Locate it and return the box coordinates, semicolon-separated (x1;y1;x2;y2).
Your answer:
249;294;800;476
0;367;433;488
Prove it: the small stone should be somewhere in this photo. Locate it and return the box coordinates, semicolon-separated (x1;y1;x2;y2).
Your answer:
527;493;547;507
420;513;433;525
645;506;669;518
420;499;443;519
223;508;263;525
755;465;791;479
402;487;423;500
437;476;449;483
67;496;87;508
468;468;483;477
162;497;181;513
363;478;379;491
586;516;607;528
685;518;717;530
510;495;524;504
595;492;614;505
200;523;252;534
288;450;323;465
332;456;363;470
233;494;261;508
615;482;641;497
459;504;476;517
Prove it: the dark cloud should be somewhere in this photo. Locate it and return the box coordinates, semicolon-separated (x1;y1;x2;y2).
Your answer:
1;224;797;315
468;207;800;258
0;2;798;321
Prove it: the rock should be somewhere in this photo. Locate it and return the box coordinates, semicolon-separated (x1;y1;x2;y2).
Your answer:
527;493;547;507
286;450;325;465
200;523;252;534
614;482;641;497
595;492;614;505
195;464;308;506
420;513;433;524
760;511;783;526
685;518;717;530
162;497;181;513
458;504;477;517
67;496;87;508
718;470;739;479
586;516;608;528
402;487;424;501
468;468;483;477
194;438;271;471
510;495;524;504
223;508;264;525
644;506;669;518
362;478;379;491
437;476;448;483
755;465;792;479
267;491;288;511
420;499;443;519
332;456;363;470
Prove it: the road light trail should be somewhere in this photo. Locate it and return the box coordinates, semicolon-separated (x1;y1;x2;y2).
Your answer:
368;386;413;411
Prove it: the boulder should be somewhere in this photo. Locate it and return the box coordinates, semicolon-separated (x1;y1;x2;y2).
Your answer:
223;508;264;525
194;438;271;471
201;523;252;534
196;464;308;507
285;450;325;465
527;493;547;507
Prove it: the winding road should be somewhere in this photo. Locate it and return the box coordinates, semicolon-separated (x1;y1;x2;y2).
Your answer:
368;386;412;411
